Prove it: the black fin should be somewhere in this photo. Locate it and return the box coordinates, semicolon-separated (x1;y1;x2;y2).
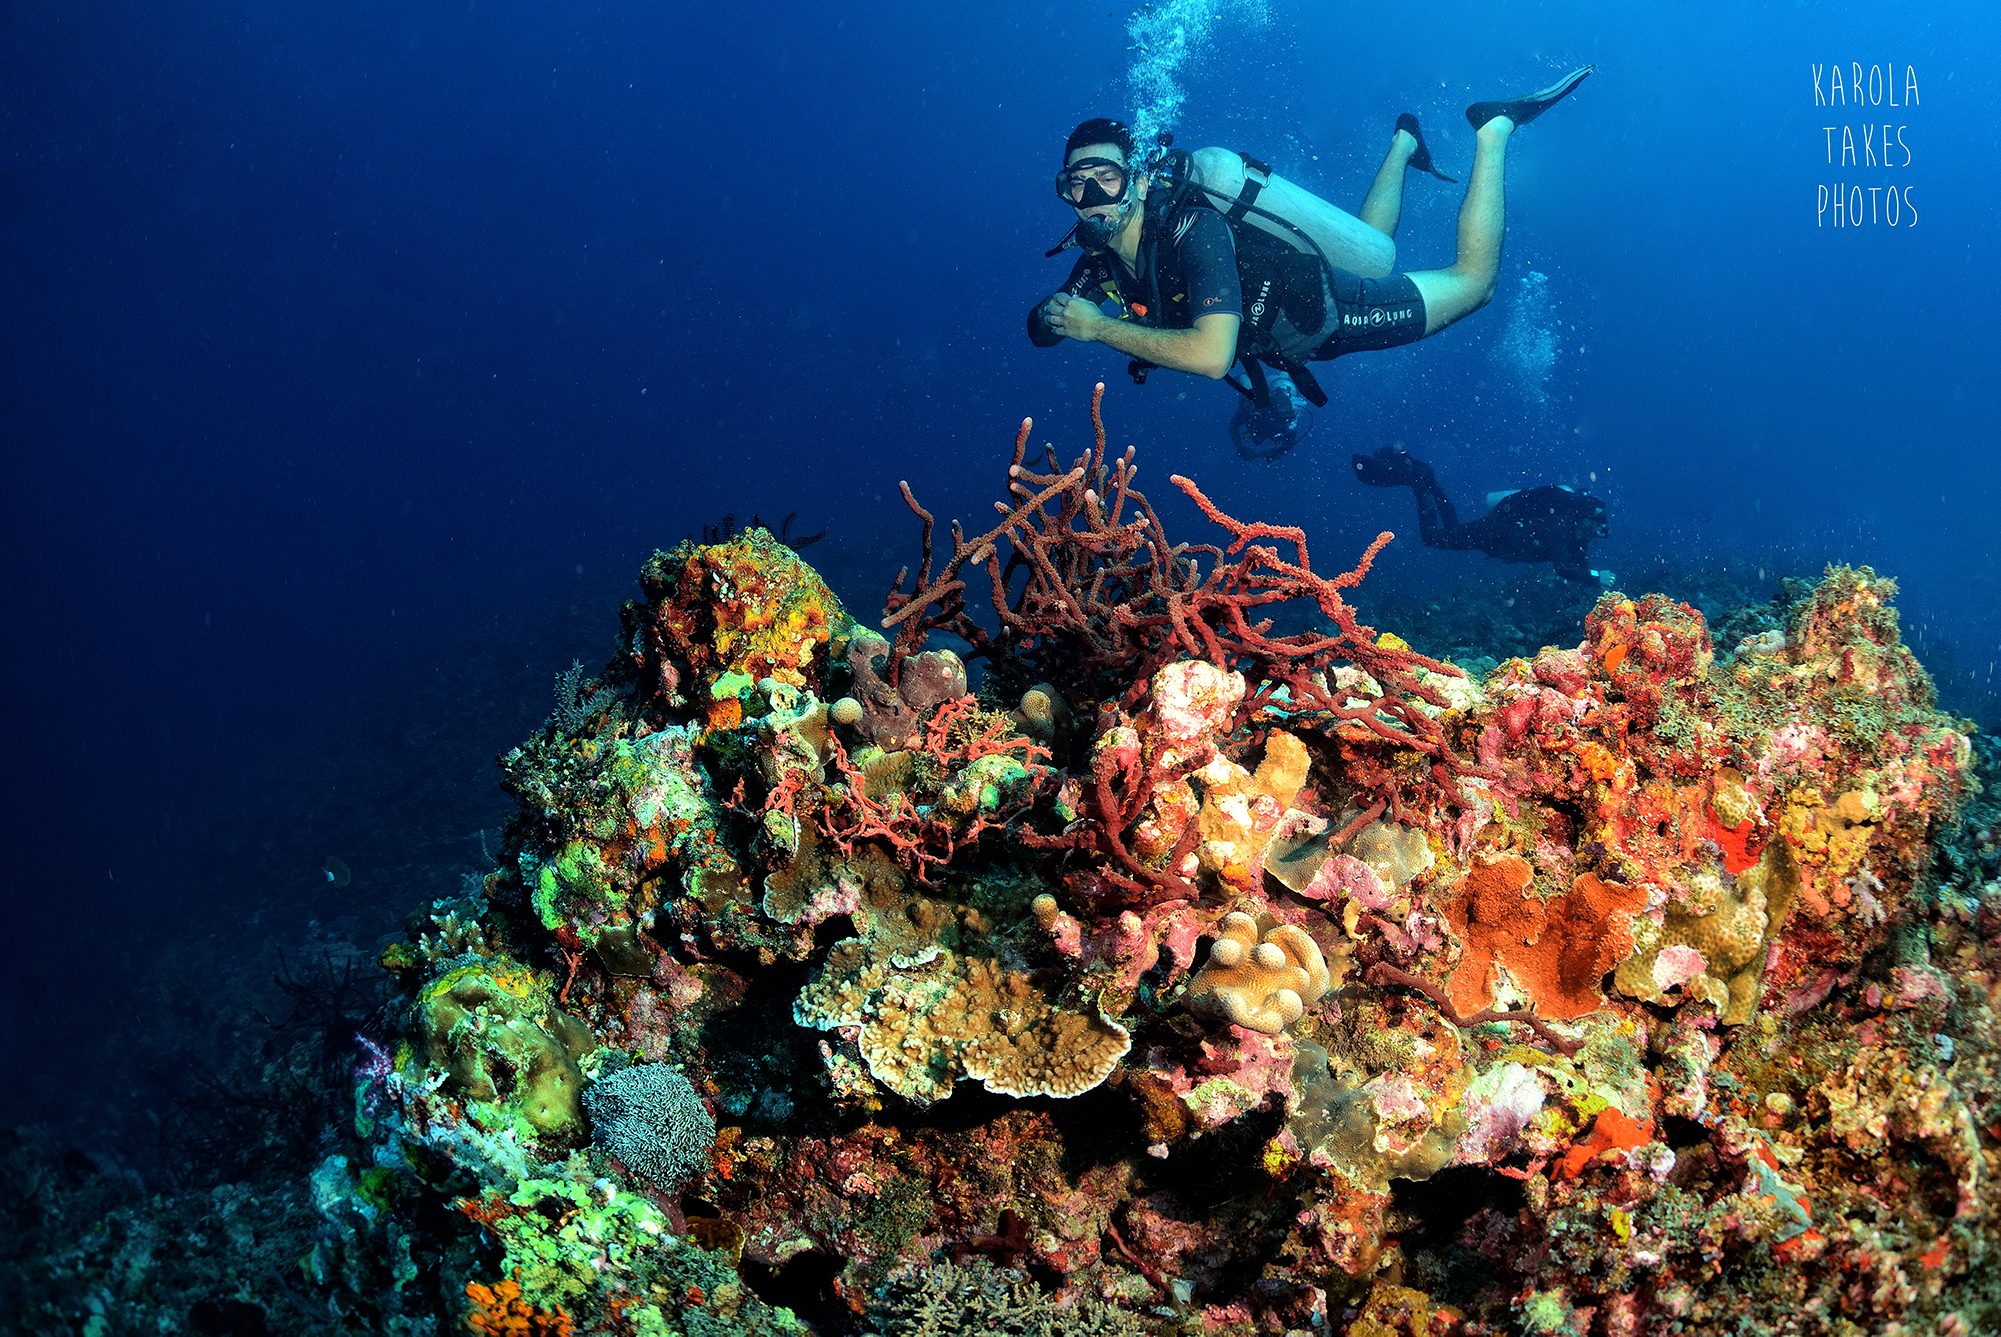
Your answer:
1352;447;1421;488
1395;113;1457;183
1466;64;1594;132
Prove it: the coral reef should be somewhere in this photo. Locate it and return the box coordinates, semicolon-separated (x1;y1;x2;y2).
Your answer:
864;1257;1149;1335
41;389;1982;1335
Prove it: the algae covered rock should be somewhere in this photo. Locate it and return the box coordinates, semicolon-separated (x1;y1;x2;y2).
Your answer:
636;527;849;718
414;953;594;1145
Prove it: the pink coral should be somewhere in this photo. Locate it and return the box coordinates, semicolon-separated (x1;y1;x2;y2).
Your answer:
1150;660;1245;745
1299;853;1392;910
1651;943;1708;992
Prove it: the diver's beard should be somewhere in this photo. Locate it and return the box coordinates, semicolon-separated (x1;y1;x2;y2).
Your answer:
1075;199;1134;252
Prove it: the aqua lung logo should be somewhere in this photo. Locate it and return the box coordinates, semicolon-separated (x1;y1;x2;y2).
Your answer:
1248;278;1273;323
1345;305;1415;328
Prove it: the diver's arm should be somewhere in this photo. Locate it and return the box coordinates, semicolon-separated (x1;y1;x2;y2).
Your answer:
1046;299;1240;379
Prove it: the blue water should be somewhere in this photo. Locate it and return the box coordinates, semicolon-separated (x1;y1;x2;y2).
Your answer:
4;0;1997;1138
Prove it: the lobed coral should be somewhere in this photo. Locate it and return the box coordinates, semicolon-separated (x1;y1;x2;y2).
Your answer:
1184;910;1331;1034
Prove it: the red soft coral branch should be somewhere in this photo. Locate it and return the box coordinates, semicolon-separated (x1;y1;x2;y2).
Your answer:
883;386;1496;839
772;707;1053;885
1367;961;1583;1058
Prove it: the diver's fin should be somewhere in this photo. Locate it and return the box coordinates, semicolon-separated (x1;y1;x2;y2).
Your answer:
1351;447;1422;488
1465;65;1593;132
1396;113;1457;183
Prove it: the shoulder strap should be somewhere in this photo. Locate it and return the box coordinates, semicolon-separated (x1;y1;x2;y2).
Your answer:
1282;360;1328;407
1220;153;1272;223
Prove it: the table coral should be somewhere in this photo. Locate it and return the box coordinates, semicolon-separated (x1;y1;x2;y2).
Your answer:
793;940;1130;1104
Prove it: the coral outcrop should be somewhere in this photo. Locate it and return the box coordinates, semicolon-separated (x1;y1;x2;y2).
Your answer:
283;389;1987;1336
793;940;1131;1103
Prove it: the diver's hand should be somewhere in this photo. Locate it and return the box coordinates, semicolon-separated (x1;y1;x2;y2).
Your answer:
1042;292;1109;343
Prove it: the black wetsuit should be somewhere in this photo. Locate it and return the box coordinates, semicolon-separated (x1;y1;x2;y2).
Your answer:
1355;449;1607;584
1028;200;1428;369
1028;205;1244;345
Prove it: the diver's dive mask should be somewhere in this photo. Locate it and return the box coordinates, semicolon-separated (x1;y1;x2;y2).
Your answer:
1057;156;1139;251
1055;157;1130;208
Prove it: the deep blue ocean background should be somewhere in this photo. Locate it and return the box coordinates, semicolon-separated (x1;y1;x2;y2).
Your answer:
4;0;1997;1156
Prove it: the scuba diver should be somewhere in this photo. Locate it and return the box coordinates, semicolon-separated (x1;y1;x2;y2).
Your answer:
1352;445;1613;586
1028;67;1593;460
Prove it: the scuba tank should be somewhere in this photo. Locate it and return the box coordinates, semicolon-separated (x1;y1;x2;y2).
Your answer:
1174;145;1395;280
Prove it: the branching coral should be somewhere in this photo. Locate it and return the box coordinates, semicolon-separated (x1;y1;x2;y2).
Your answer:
866;1257;1149;1336
766;691;1051;885
582;1063;717;1190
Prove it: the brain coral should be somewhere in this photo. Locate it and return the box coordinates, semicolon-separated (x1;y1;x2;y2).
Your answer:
582;1062;718;1190
1185;910;1331;1034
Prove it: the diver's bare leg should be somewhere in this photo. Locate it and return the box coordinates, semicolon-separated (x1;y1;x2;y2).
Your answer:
1407;117;1512;335
1358;130;1418;237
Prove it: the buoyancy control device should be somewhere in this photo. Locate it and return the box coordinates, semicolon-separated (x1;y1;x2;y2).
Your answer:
1045;138;1395;280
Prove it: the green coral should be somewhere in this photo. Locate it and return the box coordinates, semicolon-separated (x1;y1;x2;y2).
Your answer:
1516;1287;1589;1336
531;839;622;931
